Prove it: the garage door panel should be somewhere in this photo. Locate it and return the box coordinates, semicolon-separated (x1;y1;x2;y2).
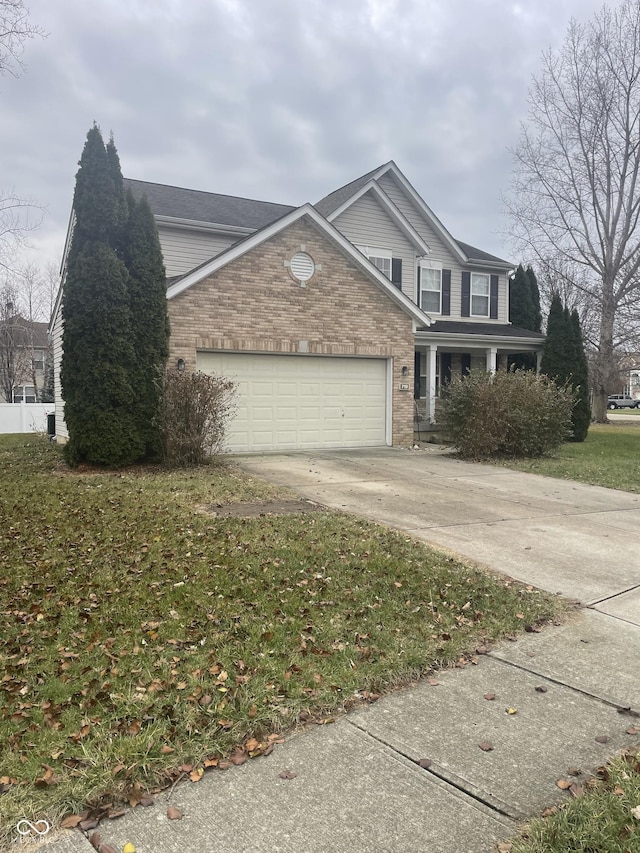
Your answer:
197;352;388;452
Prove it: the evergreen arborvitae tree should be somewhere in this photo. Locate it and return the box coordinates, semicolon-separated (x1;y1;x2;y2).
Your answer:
526;266;542;332
509;264;536;370
123;192;170;460
540;294;569;381
509;264;534;328
569;308;591;442
61;125;143;467
541;295;591;443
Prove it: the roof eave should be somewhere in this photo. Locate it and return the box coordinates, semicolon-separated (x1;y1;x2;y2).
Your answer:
155;214;254;237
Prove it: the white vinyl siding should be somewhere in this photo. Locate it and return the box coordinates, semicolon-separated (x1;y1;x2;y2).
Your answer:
377;173;508;322
196;352;389;452
332;192;416;296
51;308;68;440
158;227;239;277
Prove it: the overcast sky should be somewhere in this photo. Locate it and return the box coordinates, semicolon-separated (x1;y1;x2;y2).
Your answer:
2;0;609;280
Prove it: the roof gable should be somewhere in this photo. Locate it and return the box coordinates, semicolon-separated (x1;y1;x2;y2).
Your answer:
166;204;432;328
325;181;431;255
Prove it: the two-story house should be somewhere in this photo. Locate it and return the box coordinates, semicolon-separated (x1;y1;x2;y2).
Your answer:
52;161;544;453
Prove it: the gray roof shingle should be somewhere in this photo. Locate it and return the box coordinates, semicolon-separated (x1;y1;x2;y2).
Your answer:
123;178;295;230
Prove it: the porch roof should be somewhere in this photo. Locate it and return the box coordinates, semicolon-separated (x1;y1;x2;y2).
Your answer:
417;321;545;340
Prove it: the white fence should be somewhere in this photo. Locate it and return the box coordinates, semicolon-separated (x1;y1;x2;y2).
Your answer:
0;402;55;434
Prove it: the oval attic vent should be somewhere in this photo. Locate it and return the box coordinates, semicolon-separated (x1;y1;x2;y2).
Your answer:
290;252;315;282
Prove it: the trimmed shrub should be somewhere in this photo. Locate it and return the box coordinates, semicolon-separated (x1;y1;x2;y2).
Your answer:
159;370;235;466
439;369;574;460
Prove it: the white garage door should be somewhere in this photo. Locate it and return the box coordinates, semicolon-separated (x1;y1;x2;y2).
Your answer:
197;352;389;452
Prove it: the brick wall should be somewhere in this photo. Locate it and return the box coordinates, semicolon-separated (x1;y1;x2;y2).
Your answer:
168;216;416;446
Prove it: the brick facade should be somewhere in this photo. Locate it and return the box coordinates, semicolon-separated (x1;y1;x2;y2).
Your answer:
168;216;416;446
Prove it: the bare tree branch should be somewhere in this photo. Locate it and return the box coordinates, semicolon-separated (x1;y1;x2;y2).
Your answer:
0;0;45;77
505;0;640;421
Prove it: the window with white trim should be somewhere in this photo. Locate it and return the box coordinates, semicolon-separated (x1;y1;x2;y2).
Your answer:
421;267;442;314
357;246;392;279
471;272;490;317
13;385;36;403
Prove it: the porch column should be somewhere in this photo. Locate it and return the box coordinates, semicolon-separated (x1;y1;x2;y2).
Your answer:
427;344;437;422
536;350;542;375
485;347;497;374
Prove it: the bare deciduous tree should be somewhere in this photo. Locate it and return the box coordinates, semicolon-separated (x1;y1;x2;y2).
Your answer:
506;0;640;421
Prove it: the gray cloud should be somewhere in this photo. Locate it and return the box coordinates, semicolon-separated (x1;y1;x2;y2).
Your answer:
1;0;608;274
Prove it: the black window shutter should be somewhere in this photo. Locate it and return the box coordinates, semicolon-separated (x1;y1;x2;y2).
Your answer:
440;352;452;386
442;269;451;316
461;271;470;317
416;265;421;307
391;258;402;290
490;275;499;319
414;351;421;399
461;353;471;375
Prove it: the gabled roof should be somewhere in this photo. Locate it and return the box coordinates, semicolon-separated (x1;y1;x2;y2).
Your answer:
323;180;431;256
0;316;48;348
166;203;432;329
314;165;384;218
123;178;295;232
317;161;512;269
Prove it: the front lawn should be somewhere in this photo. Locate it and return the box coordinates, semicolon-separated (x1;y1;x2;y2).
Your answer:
0;436;566;845
498;423;640;493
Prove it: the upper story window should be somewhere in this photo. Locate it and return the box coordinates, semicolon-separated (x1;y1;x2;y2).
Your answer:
32;350;45;371
421;266;442;314
357;246;392;279
471;273;490;317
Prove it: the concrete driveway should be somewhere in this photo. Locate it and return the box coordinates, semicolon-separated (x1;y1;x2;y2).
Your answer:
235;446;640;621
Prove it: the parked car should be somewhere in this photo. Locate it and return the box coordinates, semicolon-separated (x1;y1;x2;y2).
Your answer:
607;394;640;409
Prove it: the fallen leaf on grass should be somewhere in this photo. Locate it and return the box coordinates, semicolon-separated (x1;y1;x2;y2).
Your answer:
496;842;513;852
613;786;625;796
167;806;183;820
60;813;87;829
556;779;572;790
569;784;585;798
229;751;246;766
631;805;640;820
189;768;204;782
478;741;494;752
160;745;174;755
278;769;297;780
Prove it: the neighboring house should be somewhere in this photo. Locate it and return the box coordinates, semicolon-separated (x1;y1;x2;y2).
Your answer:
0;315;49;403
51;161;544;453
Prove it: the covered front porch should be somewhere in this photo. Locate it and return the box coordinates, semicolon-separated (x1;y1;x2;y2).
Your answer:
414;322;546;424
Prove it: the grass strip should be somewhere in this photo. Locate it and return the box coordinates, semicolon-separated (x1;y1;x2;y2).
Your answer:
497;423;640;494
511;750;640;853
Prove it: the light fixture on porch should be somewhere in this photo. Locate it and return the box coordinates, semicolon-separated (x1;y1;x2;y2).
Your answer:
176;358;186;372
401;365;409;376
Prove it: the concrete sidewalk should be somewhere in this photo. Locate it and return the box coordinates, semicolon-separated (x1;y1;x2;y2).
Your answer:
43;448;640;853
